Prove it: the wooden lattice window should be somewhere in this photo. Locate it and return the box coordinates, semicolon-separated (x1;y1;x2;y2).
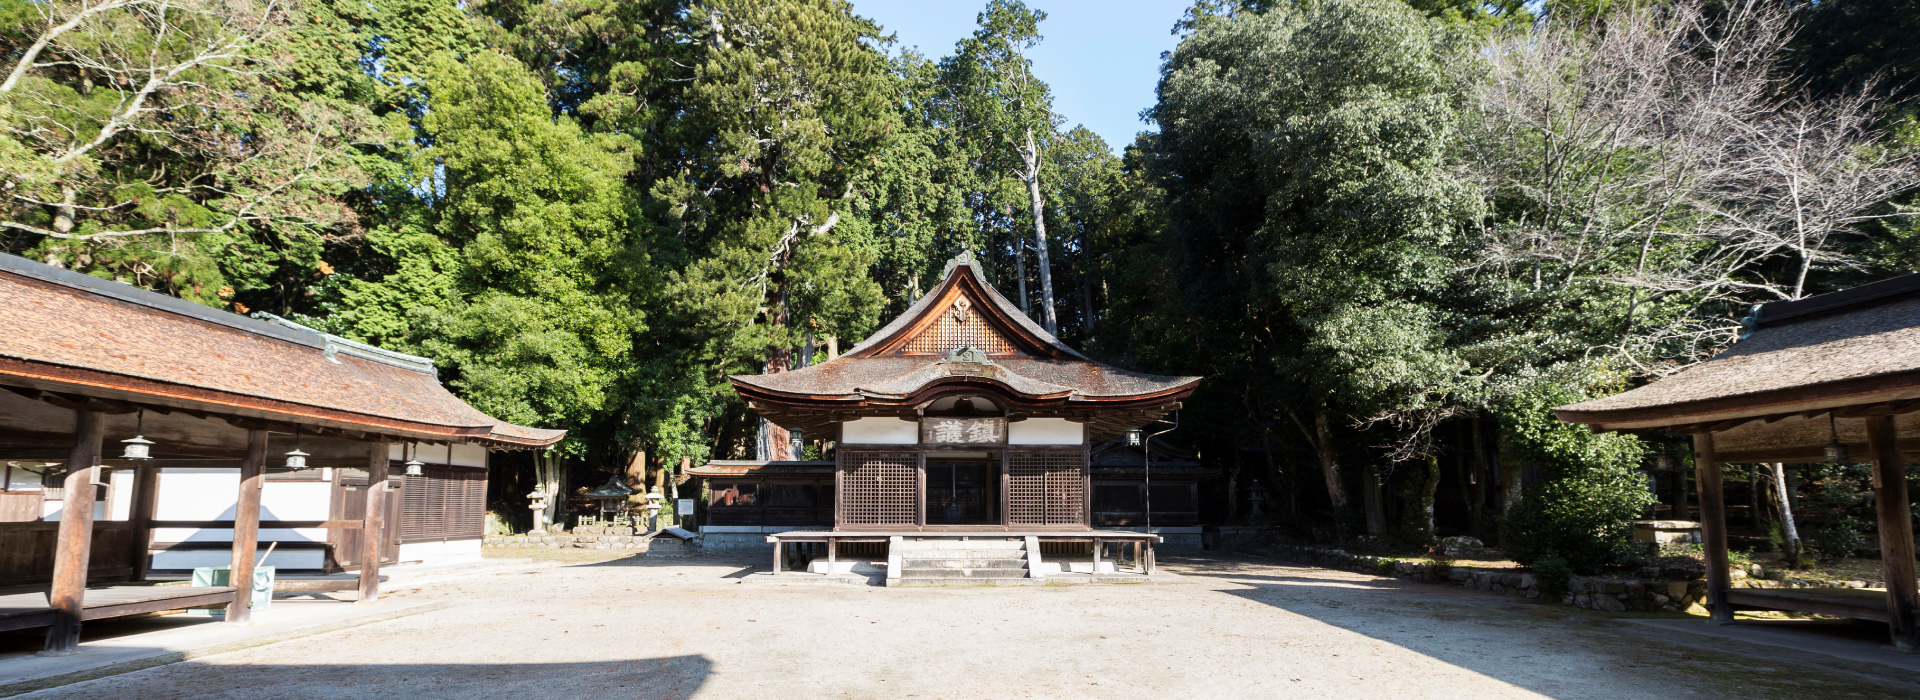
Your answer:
838;451;918;526
1008;451;1085;526
898;299;1017;355
401;467;487;543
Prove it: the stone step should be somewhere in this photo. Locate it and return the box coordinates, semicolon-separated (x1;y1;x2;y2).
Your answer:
899;567;1031;579
897;539;1025;550
899;549;1027;560
888;577;1038;587
902;556;1036;567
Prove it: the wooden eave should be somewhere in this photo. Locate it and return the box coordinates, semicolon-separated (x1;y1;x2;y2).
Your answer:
1552;368;1920;433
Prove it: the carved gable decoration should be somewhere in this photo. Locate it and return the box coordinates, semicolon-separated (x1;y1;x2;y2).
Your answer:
895;290;1018;355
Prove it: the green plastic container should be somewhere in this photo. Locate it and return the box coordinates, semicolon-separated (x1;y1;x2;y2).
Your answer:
190;565;274;615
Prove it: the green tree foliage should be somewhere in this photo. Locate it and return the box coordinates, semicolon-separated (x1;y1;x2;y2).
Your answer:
1496;381;1652;572
1;0;381;310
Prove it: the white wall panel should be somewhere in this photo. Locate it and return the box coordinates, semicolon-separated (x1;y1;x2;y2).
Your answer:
1009;418;1083;445
841;418;918;445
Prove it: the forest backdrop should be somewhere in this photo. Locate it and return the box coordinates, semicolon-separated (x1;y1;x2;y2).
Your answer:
5;0;1919;566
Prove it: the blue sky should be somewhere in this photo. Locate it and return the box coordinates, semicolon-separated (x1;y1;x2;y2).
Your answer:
849;0;1196;153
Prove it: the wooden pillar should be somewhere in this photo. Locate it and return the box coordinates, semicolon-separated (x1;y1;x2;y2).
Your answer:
1692;432;1733;624
914;451;926;529
1866;415;1919;650
358;442;389;603
44;410;104;655
128;464;159;581
1000;450;1011;528
226;430;267;623
772;539;783;575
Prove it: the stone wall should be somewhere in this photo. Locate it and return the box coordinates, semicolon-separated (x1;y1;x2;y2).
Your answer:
1232;539;1710;614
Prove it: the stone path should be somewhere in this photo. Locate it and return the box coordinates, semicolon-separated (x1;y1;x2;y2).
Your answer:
11;553;1910;699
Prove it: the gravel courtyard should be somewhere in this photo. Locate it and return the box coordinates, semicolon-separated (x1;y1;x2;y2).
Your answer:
18;553;1912;699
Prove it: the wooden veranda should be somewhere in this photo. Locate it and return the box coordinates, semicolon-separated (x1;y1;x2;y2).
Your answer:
1557;274;1920;650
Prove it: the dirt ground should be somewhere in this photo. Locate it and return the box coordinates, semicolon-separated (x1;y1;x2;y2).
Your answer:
16;552;1912;699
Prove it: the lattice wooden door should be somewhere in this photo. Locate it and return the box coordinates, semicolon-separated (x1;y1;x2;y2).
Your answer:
838;451;918;526
1007;451;1086;526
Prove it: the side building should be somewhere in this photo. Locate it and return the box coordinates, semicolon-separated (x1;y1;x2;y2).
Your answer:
0;253;561;651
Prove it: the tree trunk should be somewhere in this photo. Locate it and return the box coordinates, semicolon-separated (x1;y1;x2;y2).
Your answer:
1419;456;1441;543
1361;461;1387;537
1498;435;1523;517
1770;462;1803;566
1467;415;1488;538
1015;237;1029;315
1020;127;1058;336
1226;440;1242;523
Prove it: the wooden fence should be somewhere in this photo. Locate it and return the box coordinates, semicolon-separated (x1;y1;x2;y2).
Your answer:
0;521;138;586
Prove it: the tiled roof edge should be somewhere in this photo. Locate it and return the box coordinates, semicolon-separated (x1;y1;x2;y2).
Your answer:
251;313;438;376
1;252;320;349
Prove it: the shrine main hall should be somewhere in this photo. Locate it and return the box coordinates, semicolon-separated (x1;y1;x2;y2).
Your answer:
693;254;1201;584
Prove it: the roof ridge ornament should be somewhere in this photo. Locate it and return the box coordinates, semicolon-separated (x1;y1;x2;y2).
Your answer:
942;251;986;280
940;345;993;366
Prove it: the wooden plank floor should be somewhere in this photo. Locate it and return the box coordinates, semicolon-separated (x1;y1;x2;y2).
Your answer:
0;586;235;633
1725;587;1897;623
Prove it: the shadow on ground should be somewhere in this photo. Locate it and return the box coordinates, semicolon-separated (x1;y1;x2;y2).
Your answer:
1167;553;1913;699
28;656;714;700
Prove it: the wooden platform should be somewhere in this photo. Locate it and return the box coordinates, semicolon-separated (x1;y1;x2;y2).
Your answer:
1725;587;1916;625
0;586;236;633
765;529;1163;543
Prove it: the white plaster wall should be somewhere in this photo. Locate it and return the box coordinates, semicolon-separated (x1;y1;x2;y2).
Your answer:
152;469;330;522
389;442;488;468
153;549;325;571
399;539;482;565
152;527;329;543
1009;418;1083;445
841;417;918;444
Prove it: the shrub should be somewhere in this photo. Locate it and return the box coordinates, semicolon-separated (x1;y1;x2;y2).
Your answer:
1802;463;1873;562
1497;378;1655;574
1532;554;1573;596
1376;557;1401;576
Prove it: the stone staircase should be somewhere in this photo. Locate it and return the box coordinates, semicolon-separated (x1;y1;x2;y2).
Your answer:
887;536;1035;587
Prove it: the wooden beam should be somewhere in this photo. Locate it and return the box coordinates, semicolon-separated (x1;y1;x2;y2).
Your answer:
129;465;159;581
1866;415;1919;650
358;442;388;603
1693;432;1734;624
226;430;267;624
43;409;103;654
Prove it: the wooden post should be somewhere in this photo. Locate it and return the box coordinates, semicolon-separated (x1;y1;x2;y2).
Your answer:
358;442;388;603
826;538;836;574
1092;537;1102;573
772;538;783;575
1000;451;1011;528
128;464;159;581
43;410;104;655
226;430;267;623
1866;415;1918;650
1692;432;1733;624
915;451;926;529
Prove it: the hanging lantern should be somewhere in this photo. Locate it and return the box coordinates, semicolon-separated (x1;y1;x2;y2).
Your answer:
1823;414;1849;463
403;443;425;476
1652;454;1678;471
1124;429;1144;447
120;408;154;460
284;424;311;470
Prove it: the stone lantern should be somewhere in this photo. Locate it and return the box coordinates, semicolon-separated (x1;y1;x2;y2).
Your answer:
643;487;664;532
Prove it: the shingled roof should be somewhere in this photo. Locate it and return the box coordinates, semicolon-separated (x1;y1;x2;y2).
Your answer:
729;254;1200;437
0;253;564;447
1555;273;1920;434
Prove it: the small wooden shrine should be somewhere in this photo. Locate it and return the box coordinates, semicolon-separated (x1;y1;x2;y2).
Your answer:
1556;273;1920;649
698;254;1201;582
